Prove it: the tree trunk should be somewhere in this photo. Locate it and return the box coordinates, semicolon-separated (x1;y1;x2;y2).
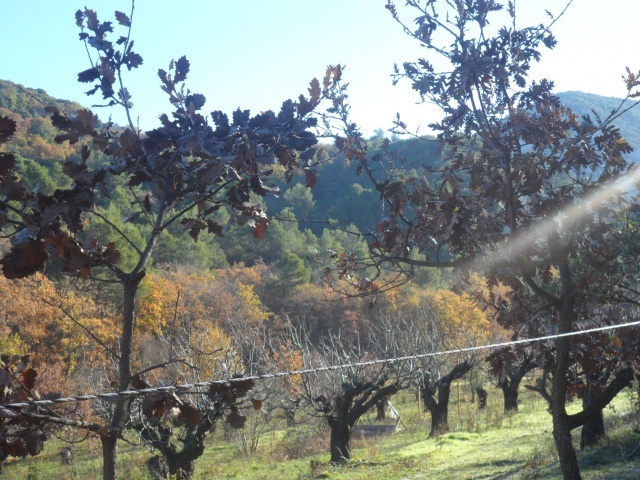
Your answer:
553;412;581;480
284;408;296;427
421;362;471;437
422;381;451;436
552;263;582;480
167;455;197;480
144;409;222;480
375;395;388;420
580;408;605;449
499;353;536;412
329;420;352;463
500;381;519;412
323;382;399;463
578;375;611;450
102;275;144;480
101;435;119;480
147;454;198;480
147;434;202;480
427;401;448;436
572;369;633;451
147;455;170;480
475;387;487;409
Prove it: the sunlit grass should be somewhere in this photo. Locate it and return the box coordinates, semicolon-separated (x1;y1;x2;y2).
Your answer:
3;383;638;479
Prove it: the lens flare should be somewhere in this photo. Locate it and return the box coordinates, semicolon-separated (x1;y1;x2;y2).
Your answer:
467;166;640;271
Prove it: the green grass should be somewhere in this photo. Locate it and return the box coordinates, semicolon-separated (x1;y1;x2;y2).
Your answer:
3;386;639;479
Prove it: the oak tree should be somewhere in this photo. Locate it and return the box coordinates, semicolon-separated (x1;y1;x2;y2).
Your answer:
321;1;640;478
0;4;339;478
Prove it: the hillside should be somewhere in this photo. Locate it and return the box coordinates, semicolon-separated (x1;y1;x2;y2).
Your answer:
0;78;88;159
2;78;639;228
2;80;639;270
0;79;87;194
0;79;381;278
558;91;640;162
0;79;85;120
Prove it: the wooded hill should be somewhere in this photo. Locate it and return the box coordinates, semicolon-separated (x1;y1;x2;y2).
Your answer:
0;79;434;281
2;78;640;303
3;77;639;254
1;77;638;300
557;91;640;162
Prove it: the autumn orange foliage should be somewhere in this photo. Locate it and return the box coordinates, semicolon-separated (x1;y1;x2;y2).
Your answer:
0;273;117;373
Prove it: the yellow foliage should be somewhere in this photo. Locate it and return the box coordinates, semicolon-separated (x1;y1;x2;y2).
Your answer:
188;324;244;380
422;289;491;349
237;282;271;323
137;275;175;335
55;281;118;373
0;273;60;356
0;273;118;373
135;265;275;381
20;134;75;161
0;333;26;356
386;285;492;352
138;266;271;337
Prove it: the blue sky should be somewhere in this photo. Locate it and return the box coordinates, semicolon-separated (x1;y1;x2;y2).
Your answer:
1;0;638;137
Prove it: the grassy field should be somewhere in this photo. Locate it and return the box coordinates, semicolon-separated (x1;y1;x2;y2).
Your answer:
3;384;639;479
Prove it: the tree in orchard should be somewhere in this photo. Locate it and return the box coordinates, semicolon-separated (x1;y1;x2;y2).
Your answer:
283;314;428;464
320;1;640;478
486;346;537;412
406;289;488;435
419;360;471;436
0;4;342;478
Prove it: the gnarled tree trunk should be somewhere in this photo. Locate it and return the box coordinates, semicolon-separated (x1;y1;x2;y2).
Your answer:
569;368;634;450
423;397;449;436
499;380;520;412
145;409;224;479
421;362;471;437
499;353;536;412
284;407;297;427
579;370;613;449
580;409;605;449
329;417;353;463
322;382;400;464
475;386;487;410
375;395;389;420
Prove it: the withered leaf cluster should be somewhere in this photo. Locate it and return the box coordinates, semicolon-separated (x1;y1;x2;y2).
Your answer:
0;355;61;461
136;377;258;432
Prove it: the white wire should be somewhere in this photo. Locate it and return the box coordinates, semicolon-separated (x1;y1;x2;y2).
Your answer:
1;319;639;410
